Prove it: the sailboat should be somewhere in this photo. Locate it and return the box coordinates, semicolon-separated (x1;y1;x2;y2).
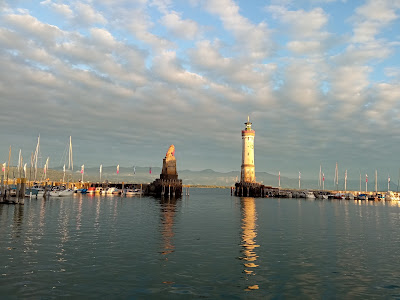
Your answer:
33;135;40;182
52;136;74;197
59;136;74;197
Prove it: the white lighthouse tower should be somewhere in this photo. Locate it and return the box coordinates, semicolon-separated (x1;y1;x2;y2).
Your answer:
241;116;256;183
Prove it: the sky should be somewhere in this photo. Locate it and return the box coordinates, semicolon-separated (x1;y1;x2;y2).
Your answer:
0;0;400;181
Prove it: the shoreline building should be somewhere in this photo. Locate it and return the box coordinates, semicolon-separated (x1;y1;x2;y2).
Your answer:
235;117;265;197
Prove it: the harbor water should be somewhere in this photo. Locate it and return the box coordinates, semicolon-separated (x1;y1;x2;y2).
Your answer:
1;188;400;298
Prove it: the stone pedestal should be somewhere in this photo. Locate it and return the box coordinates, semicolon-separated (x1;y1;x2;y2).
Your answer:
146;145;182;198
234;182;265;197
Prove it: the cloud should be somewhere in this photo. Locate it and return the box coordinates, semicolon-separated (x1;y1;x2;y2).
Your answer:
204;0;273;59
90;27;116;48
351;0;400;43
279;59;325;110
267;5;328;39
160;11;200;40
328;65;371;116
366;82;400;128
150;0;172;14
73;2;107;26
287;40;323;54
40;0;73;18
385;67;400;79
188;40;275;91
123;8;175;53
3;13;63;46
152;50;206;88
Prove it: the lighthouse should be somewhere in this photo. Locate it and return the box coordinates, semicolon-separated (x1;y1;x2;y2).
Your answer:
241;116;256;183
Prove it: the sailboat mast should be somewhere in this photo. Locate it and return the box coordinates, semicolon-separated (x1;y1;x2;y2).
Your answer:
318;165;322;189
29;152;33;190
6;146;11;189
375;169;377;193
18;149;22;178
69;136;73;171
319;165;321;189
34;135;40;181
334;162;338;191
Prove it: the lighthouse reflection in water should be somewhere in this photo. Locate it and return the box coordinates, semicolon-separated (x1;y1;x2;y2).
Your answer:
240;197;260;291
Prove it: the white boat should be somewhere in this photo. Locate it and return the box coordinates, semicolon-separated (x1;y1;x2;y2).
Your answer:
49;186;61;197
334;193;346;199
59;189;74;197
37;188;45;197
102;188;109;195
107;187;121;195
305;191;315;199
125;189;142;196
50;191;60;197
316;193;328;199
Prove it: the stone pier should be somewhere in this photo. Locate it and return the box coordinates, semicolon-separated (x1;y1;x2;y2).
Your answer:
234;182;265;197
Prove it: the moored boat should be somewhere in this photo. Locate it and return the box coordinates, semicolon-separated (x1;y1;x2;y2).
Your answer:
357;194;367;200
106;187;121;195
305;191;315;199
385;191;400;201
75;188;87;194
125;188;142;196
344;193;355;200
59;189;74;197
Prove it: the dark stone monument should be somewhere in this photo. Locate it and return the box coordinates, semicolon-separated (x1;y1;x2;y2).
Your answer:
145;145;182;198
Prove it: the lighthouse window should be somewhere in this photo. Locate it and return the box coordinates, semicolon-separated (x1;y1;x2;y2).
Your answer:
248;152;249;156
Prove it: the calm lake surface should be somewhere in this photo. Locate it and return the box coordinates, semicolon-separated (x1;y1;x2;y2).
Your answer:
1;188;400;299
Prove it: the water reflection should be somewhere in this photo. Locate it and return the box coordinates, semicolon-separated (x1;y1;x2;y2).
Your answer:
239;197;260;291
76;197;82;231
12;204;24;238
159;198;177;257
56;199;70;267
95;196;101;231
